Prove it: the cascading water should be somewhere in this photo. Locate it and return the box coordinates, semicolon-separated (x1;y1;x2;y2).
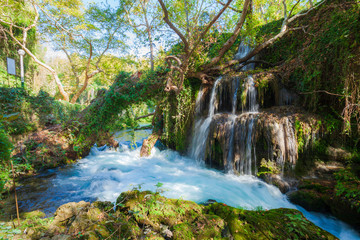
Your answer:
191;41;260;174
191;41;300;177
189;77;222;161
226;78;240;172
234;114;257;175
245;76;259;113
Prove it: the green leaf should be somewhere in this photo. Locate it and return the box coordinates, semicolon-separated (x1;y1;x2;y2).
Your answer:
155;182;163;188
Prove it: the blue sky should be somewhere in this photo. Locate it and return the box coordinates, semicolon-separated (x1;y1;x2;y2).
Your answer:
82;0;119;7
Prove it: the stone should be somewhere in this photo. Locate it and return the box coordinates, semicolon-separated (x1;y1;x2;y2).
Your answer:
51;234;71;240
53;201;90;223
325;146;352;162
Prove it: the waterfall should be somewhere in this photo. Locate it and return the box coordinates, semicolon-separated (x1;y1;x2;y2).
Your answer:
246;76;259;113
234;41;255;71
226;78;240;172
189;40;299;176
189;77;222;161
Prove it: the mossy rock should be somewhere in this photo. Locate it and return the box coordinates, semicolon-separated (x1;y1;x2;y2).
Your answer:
116;190;336;240
21;210;46;219
7;190;338;240
288;190;329;212
205;203;336;240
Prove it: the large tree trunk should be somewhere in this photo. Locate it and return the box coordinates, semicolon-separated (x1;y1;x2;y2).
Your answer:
140;105;163;157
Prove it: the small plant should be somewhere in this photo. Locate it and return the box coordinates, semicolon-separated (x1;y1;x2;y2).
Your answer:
285;213;310;238
334;169;360;213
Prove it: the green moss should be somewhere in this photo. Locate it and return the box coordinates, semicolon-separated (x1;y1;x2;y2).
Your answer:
0;190;338;239
172;223;194;239
161;80;197;152
257;158;280;177
289;190;328;212
334;169;360;213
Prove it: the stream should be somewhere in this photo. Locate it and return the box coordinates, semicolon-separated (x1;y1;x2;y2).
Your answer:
15;128;360;240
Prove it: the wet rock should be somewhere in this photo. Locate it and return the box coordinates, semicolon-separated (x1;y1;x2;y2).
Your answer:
288;178;360;230
325;146;352;162
314;161;344;179
260;173;297;193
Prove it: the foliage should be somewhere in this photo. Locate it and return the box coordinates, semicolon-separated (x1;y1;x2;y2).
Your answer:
0;88;83;135
334;169;360;213
162;79;197;151
0;87;84;195
72;68;167;155
257;158;280;177
259;0;360;145
0;0;38;89
0;123;13;195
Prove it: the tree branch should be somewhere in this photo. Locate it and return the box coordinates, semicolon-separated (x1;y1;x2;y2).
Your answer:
205;0;326;74
190;0;234;55
135;112;155;120
204;0;251;68
299;90;344;97
158;0;190;53
215;0;242;13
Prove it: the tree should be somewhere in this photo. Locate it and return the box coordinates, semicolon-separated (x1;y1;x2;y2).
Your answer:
0;0;129;103
37;0;129;103
152;0;232;92
0;0;69;101
156;0;323;92
124;0;164;71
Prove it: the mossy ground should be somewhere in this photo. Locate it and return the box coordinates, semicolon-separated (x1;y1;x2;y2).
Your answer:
0;190;337;240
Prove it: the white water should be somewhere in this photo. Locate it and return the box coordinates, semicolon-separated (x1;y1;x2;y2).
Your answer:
189;77;222;161
246;76;259;113
18;142;360;240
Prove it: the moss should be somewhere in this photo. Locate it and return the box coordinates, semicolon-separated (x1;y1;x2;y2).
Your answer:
1;190;337;239
206;203;336;240
257;158;280;177
161;81;197;152
289;177;360;229
288;190;328;212
258;0;360;149
172;223;194;239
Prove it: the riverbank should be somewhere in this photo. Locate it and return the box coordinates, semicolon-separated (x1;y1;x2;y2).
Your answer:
0;190;338;240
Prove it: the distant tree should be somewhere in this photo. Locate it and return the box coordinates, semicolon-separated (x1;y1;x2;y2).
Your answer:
124;0;164;71
0;0;69;100
0;0;129;103
38;0;129;103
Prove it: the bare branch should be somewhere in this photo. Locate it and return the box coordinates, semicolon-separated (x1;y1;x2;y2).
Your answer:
165;55;182;66
190;0;234;55
215;0;242;13
204;0;251;68
288;0;302;18
135;112;155;120
299;90;345;97
158;0;190;53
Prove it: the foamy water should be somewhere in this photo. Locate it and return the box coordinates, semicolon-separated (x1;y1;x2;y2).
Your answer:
16;130;360;240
